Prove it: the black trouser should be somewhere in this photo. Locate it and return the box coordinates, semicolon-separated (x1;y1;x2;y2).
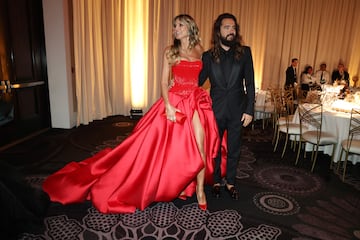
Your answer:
213;115;242;185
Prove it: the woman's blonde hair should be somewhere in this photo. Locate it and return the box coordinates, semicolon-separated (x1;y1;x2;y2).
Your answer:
166;14;200;64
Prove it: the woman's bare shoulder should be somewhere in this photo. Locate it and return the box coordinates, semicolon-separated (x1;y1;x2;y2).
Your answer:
194;44;204;58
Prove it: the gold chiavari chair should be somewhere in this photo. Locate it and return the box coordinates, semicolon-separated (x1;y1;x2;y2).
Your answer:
273;89;301;158
337;108;360;181
295;103;337;172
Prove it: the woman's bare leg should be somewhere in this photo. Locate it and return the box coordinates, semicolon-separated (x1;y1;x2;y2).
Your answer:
192;110;206;208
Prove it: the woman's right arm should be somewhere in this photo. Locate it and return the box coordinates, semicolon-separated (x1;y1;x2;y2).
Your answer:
161;48;177;120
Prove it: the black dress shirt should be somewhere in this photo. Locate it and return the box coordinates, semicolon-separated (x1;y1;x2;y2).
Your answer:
220;48;235;84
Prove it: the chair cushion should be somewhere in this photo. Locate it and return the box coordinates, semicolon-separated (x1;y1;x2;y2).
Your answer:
279;123;301;135
341;139;360;154
277;115;294;125
302;131;337;145
255;104;274;113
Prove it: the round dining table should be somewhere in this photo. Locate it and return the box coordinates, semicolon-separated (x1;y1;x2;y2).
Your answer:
292;102;360;165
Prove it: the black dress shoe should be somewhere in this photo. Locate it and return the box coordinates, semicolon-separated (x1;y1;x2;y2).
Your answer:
212;185;221;198
226;186;239;200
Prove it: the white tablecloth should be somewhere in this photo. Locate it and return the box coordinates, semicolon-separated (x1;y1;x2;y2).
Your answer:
254;90;273;120
292;104;360;164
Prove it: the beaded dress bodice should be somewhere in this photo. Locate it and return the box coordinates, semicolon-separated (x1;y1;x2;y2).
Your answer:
170;60;203;96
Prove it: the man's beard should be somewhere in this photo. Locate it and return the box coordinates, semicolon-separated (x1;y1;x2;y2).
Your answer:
220;34;236;47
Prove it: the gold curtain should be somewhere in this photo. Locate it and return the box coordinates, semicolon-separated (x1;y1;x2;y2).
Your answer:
72;0;360;125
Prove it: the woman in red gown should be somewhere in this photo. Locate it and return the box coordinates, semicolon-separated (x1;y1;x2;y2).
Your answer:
42;14;219;214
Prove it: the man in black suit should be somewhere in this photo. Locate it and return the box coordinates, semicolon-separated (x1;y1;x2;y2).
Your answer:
285;58;298;89
331;63;350;86
199;13;255;200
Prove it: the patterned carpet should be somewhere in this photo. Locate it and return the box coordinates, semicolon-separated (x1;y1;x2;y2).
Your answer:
1;116;359;240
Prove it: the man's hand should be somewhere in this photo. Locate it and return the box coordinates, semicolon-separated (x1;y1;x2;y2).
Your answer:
241;113;253;127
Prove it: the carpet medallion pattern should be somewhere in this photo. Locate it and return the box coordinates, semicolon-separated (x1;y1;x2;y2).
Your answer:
113;122;134;128
253;166;323;195
19;202;282;240
253;192;300;216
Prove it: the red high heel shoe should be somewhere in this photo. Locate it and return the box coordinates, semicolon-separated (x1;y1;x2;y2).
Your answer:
198;203;207;211
196;189;207;211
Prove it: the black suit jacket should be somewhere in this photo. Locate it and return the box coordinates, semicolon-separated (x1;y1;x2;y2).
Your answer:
331;70;350;85
285;66;297;87
199;46;255;120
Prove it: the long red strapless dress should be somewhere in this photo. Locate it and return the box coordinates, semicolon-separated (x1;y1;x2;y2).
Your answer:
42;60;220;213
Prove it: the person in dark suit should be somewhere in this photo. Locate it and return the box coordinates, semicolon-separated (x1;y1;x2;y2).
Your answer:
199;13;255;200
331;63;350;86
285;58;299;89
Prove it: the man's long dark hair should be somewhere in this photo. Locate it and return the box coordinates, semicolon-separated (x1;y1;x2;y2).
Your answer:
210;13;244;63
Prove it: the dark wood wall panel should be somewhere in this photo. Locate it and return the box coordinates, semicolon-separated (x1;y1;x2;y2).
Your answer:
7;0;33;81
0;0;51;148
16;89;37;118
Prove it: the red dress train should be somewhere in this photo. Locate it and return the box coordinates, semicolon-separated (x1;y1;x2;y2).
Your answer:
42;60;220;213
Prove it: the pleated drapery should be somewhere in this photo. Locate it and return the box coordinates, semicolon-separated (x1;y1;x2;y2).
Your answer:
71;0;360;126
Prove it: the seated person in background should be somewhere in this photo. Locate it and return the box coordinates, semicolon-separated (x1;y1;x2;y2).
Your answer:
315;63;331;85
331;63;350;86
300;65;317;90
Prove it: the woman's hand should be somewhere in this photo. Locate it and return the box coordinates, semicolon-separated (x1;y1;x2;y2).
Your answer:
165;104;179;122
